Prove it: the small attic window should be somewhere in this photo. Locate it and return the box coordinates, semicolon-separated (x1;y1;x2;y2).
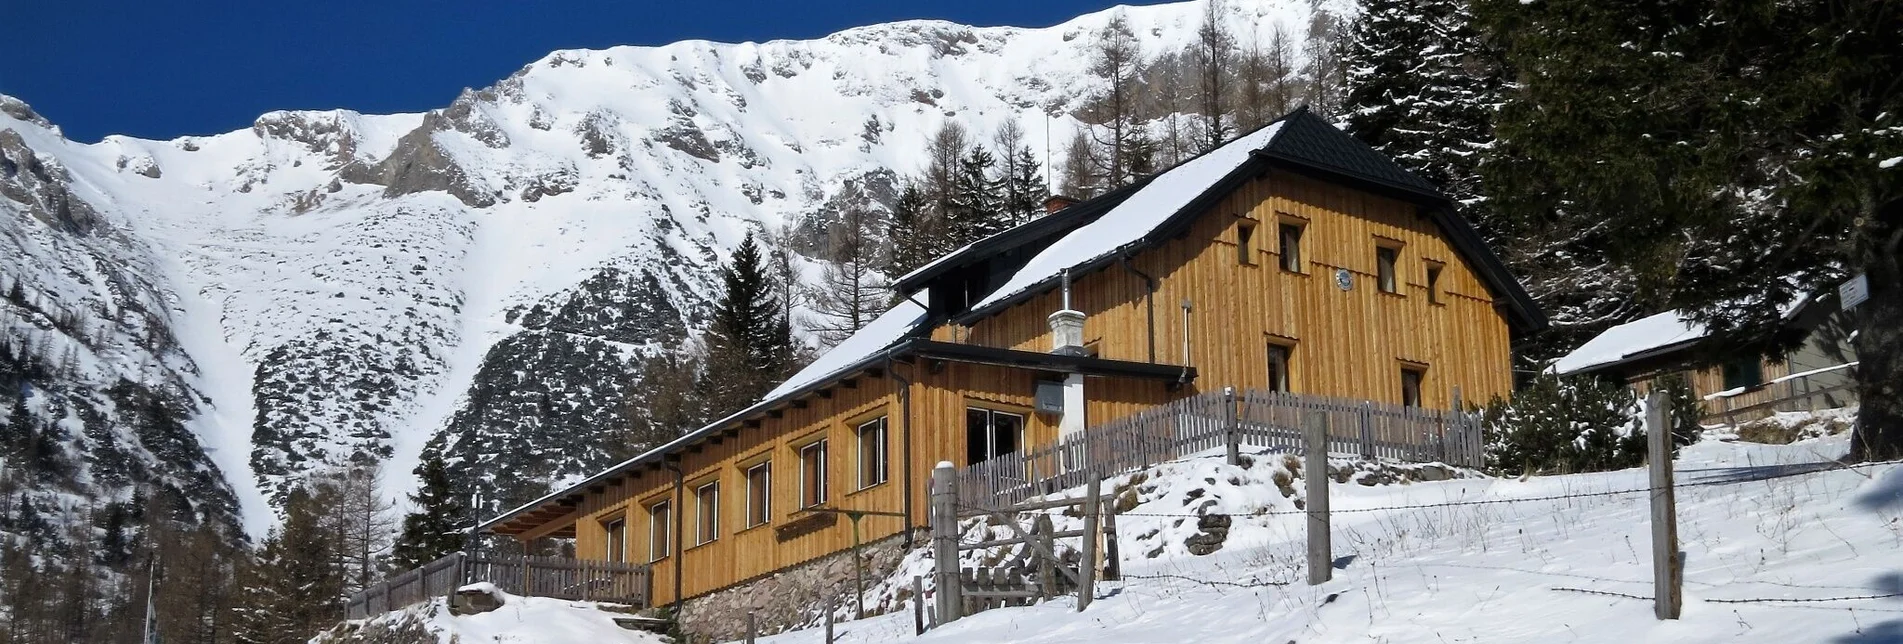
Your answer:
1425;261;1444;304
1236;221;1258;265
1278;223;1305;273
1376;245;1400;294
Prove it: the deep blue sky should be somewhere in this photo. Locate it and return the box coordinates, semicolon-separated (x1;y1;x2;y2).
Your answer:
0;0;1151;143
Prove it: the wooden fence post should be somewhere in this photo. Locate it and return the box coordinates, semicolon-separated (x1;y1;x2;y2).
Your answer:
912;576;926;635
824;594;835;643
746;610;757;644
1100;494;1121;581
1358;401;1374;460
1224;387;1240;466
1078;477;1100;612
1306;411;1332;586
931;462;962;624
1648;391;1682;619
1034;514;1056;599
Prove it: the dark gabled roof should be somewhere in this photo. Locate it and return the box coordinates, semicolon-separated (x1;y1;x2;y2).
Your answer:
890;178;1151;294
945;107;1546;332
1257;108;1444;202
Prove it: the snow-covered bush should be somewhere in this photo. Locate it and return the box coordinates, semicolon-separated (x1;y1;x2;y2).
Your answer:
1482;373;1646;475
1655;372;1705;448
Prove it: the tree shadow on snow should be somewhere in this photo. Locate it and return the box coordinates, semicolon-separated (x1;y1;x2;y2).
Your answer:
1679;461;1842;485
1832;620;1903;643
1854;466;1903;513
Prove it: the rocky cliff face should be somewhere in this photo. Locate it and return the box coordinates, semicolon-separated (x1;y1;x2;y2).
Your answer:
0;0;1335;536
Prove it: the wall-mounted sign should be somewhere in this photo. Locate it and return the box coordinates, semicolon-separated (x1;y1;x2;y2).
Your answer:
1335;269;1354;292
1840;274;1869;309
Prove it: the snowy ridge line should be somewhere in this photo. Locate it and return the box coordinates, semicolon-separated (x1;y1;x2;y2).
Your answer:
1552;587;1903;604
954;457;1900;519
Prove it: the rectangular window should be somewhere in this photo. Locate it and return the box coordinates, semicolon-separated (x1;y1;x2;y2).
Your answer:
1266;344;1292;393
965;408;1025;465
1377;245;1400;294
857;417;888;490
800;440;828;508
1236;221;1257;265
647;501;671;562
746;462;771;528
605;518;627;563
1722;357;1764;390
1278;223;1305;273
695;482;719;546
1425;262;1444;304
1401;367;1425;407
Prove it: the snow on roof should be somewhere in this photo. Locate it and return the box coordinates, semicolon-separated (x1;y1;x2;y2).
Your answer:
1553;291;1816;376
969;120;1288;311
765;294;929;399
1552;311;1708;376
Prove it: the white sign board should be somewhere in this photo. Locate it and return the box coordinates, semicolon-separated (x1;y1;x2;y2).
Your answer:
1839;274;1869;309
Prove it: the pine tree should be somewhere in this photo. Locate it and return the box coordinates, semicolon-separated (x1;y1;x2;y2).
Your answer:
1343;0;1505;237
809;207;892;347
1478;0;1902;458
884;182;938;279
701;233;796;417
390;454;469;570
235;481;344;644
946;146;1004;246
992;121;1047;228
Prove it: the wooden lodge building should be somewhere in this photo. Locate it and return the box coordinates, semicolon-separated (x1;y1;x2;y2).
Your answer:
481;108;1545;609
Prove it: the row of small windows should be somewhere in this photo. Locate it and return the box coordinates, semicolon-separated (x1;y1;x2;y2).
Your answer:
1264;341;1427;408
1235;219;1445;303
606;417;891;563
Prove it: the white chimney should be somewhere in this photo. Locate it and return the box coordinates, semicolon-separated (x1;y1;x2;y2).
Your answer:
1049;270;1087;462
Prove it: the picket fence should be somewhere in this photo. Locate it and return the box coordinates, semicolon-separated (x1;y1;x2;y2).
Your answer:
345;552;651;619
956;388;1483;512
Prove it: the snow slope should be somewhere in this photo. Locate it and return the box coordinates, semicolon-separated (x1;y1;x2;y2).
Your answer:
754;420;1903;643
316;588;667;644
1;0;1350;532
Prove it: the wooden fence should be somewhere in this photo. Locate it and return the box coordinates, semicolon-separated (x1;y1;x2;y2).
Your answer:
956;388;1482;513
345;552;651;619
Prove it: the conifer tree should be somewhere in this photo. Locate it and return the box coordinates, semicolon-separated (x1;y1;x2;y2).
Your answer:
992;120;1047;228
1343;0;1507;236
1478;0;1902;458
1193;0;1232;150
235;482;344;644
701;233;795;417
390;454;469;570
946;146;1004;245
884;182;937;279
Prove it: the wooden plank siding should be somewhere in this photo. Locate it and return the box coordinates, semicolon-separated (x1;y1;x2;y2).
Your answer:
961;171;1513;407
519;169;1518;608
567;362;1176;606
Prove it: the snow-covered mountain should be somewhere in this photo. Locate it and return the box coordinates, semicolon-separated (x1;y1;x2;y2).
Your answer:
0;0;1341;540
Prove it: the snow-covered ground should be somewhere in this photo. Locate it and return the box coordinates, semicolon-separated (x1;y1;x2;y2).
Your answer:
321;587;666;644
750;416;1903;644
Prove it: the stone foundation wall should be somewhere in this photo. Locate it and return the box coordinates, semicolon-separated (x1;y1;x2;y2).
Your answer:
679;530;923;642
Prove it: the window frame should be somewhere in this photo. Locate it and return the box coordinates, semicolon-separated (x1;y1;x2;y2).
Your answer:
965;406;1026;465
1236;219;1259;266
856;416;889;491
1400;366;1426;408
1721;357;1765;391
1266;342;1294;393
799;439;828;509
694;481;719;546
1376;244;1402;295
646;500;671;562
1277;221;1306;273
604;517;627;563
745;461;772;529
1424;261;1445;305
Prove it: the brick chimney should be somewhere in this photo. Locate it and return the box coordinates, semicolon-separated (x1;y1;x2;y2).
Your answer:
1044;194;1081;215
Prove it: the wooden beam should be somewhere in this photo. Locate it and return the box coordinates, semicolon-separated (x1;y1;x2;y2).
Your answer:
817;388;833;399
839;378;857;389
769;409;783;419
744;419;761;429
791;399;809;409
516;507;582;543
